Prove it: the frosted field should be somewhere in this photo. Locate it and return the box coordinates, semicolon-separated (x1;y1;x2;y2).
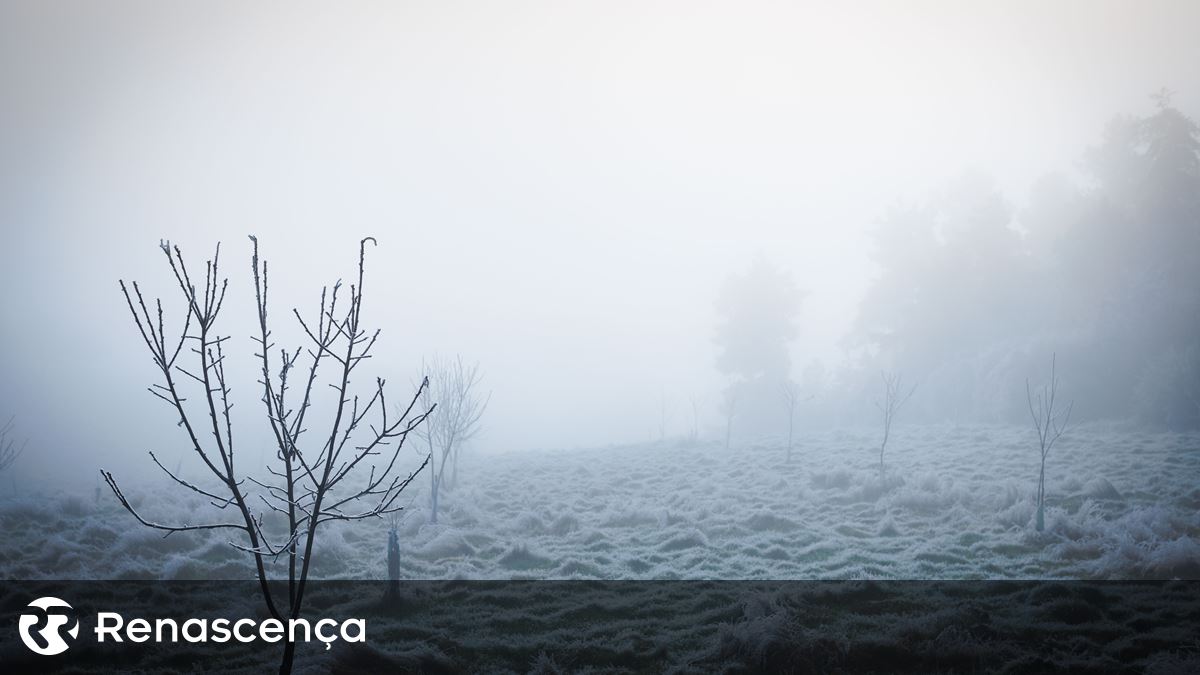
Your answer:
1;423;1198;581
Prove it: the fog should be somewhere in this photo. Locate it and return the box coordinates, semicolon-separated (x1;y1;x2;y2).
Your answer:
2;0;1199;488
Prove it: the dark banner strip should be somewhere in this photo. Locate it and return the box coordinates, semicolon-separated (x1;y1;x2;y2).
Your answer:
2;581;1198;673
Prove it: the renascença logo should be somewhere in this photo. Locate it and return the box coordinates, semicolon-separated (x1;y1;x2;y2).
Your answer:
16;596;366;655
19;597;80;655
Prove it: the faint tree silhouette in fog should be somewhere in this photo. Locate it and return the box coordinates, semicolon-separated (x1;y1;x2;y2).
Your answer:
688;395;702;444
715;256;800;381
847;98;1200;430
714;257;802;438
851;175;1029;422
0;416;26;473
722;387;739;451
1071;95;1200;428
1026;354;1072;532
779;380;801;463
417;355;488;524
102;237;432;674
875;371;915;473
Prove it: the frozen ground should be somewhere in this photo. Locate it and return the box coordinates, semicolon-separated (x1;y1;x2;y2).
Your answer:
1;423;1198;580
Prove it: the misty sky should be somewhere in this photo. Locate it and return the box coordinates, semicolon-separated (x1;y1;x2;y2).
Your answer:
1;1;1198;484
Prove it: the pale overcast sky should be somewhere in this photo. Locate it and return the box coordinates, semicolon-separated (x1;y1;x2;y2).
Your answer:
2;1;1198;484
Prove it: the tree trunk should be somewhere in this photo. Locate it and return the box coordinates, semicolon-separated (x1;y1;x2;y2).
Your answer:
1035;462;1046;532
430;460;438;524
430;481;439;524
279;639;296;675
385;528;400;601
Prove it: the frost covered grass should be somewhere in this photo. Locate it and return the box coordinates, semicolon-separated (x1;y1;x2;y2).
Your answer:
1;423;1197;580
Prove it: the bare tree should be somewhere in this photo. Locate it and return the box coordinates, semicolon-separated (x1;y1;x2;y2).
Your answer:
723;386;739;451
874;371;916;473
417;355;488;524
1027;353;1072;532
0;416;26;473
688;395;702;444
780;380;800;463
102;237;432;674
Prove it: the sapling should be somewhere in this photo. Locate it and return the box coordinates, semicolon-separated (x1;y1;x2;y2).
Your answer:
779;380;806;463
874;371;915;473
1026;354;1072;532
0;416;26;474
723;387;739;451
417;355;489;524
103;237;432;674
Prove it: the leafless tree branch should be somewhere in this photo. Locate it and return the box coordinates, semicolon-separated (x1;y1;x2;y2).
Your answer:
416;355;489;523
875;370;916;473
1027;353;1073;532
0;416;27;473
106;236;431;675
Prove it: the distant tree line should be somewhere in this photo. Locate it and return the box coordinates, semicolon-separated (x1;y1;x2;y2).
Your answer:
849;96;1200;430
710;97;1198;448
